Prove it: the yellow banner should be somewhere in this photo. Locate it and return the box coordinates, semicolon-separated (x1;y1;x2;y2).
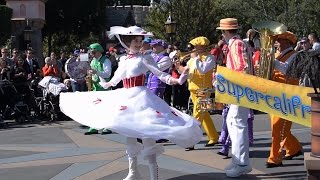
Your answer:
215;66;313;127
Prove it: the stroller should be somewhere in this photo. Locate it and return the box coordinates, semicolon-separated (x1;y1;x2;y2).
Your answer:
0;79;31;124
33;76;68;121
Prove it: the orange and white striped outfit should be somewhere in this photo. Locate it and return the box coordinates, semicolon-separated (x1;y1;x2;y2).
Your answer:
225;35;251;167
226;35;249;72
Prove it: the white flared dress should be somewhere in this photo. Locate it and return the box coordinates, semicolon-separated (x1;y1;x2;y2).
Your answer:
59;54;202;148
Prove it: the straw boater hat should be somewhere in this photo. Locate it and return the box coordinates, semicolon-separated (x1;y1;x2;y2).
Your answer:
273;31;298;45
107;26;154;49
216;18;240;30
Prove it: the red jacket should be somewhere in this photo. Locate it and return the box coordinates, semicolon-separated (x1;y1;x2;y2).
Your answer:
42;64;58;77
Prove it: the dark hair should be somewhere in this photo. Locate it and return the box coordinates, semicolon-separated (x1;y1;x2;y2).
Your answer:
173;41;181;47
309;32;318;39
248;40;254;48
187;44;194;51
120;35;144;47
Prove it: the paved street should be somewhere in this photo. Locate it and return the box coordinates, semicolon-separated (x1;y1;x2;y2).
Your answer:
0;113;310;180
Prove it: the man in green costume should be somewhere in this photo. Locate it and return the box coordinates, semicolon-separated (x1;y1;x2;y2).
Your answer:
84;43;113;135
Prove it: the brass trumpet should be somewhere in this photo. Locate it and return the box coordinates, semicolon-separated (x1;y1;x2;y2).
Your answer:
178;44;217;62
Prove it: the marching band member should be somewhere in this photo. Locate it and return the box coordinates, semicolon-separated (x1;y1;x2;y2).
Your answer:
216;18;252;177
59;26;202;180
266;31;303;168
147;39;172;99
147;39;172;143
176;36;219;149
84;43;113;135
215;34;255;157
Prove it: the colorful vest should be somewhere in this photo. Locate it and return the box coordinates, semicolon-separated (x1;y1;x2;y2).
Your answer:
90;55;110;91
272;50;299;85
147;53;169;89
187;54;213;92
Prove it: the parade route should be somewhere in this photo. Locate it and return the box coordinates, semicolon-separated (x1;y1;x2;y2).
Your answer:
0;114;309;180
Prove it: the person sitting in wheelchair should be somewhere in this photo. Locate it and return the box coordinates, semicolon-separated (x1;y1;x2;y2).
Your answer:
39;57;68;97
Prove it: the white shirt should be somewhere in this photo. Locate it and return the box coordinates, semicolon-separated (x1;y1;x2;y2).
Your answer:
91;55;112;79
189;54;216;74
312;42;320;51
155;51;172;71
274;47;296;74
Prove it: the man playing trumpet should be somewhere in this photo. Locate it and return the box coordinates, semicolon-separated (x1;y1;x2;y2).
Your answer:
176;36;219;149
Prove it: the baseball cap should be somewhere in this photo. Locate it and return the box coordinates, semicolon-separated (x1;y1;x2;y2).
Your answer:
73;50;80;56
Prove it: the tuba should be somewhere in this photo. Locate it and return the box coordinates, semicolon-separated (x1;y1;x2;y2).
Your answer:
252;21;287;79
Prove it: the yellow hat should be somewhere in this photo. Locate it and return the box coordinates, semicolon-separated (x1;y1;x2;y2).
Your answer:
273;31;297;44
189;36;210;46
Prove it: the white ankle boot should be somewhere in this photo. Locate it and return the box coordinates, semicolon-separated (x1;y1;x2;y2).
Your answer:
146;154;158;180
123;157;141;180
148;162;158;180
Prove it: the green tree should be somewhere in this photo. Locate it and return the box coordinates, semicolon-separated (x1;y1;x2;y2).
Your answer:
106;0;161;6
145;0;320;47
43;0;106;55
0;6;12;46
145;0;219;47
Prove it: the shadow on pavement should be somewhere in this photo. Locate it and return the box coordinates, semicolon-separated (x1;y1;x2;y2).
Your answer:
167;172;260;180
0;119;69;131
255;170;307;179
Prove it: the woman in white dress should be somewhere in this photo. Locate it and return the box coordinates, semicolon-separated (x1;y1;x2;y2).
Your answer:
59;26;202;180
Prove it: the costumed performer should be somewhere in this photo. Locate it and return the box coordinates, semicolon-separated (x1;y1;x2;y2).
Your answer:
59;26;202;180
84;43;113;135
175;36;219;149
216;18;252;177
265;31;302;168
147;39;172;99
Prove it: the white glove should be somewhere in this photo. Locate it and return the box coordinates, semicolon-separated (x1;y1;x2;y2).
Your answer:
99;82;111;89
178;72;188;85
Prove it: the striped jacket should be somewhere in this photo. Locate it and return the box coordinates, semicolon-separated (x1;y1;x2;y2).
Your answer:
226;35;250;73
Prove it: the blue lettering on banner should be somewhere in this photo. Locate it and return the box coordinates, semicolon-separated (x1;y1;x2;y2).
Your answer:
215;74;311;119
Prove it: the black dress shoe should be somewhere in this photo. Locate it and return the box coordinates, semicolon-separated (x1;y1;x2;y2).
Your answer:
284;150;303;160
84;131;99;135
217;151;228;157
266;162;283;168
204;142;217;147
185;146;194;151
156;139;169;143
101;129;112;135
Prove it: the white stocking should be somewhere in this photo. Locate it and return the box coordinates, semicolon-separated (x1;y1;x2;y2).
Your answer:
142;138;159;180
123;137;142;180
